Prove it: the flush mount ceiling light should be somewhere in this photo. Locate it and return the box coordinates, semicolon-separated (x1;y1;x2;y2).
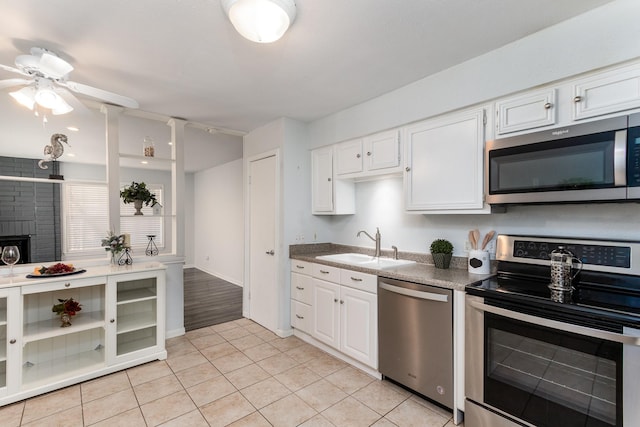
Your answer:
221;0;296;43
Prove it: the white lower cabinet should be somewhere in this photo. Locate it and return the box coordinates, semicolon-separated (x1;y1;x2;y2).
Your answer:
311;264;378;369
290;260;378;369
0;265;166;406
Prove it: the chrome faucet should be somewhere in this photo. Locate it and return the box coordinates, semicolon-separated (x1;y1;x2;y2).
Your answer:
357;227;381;257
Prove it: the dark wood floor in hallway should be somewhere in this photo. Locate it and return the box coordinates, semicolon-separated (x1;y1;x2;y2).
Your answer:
183;267;243;331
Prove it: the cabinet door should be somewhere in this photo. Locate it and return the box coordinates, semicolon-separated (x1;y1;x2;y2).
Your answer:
335;139;363;175
0;288;20;397
312;279;340;349
311;146;334;213
364;130;400;171
573;63;640;120
496;89;556;135
340;286;377;368
404;109;485;211
107;270;165;365
290;300;312;334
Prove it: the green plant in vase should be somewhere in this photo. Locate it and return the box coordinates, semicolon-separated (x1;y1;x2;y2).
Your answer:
120;181;161;215
430;238;454;269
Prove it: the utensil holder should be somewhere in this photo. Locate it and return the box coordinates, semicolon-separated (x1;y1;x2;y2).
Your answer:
468;250;490;274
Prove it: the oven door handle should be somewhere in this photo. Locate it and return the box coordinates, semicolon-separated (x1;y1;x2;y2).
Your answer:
469;299;640;346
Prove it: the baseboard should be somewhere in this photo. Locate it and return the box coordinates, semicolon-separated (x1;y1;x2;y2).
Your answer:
166;327;186;338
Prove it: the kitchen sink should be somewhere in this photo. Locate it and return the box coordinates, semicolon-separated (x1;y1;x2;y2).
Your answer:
315;253;416;269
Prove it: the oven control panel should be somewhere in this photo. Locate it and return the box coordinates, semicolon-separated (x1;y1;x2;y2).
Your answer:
512;239;631;268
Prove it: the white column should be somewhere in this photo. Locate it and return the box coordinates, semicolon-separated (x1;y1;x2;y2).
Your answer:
168;118;186;257
101;105;124;236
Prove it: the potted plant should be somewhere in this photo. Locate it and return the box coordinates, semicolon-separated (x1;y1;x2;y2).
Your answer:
430;238;454;269
120;181;161;215
52;297;82;327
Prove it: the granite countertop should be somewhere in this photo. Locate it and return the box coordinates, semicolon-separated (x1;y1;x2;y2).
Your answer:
290;243;495;292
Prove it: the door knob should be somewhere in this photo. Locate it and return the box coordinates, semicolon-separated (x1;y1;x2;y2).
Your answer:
265;250;275;255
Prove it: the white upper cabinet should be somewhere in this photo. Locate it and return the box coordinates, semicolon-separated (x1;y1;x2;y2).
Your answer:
311;146;334;213
496;89;556;135
335;130;401;178
572;62;640;121
311;146;355;215
404;108;487;213
364;130;401;172
335;139;363;175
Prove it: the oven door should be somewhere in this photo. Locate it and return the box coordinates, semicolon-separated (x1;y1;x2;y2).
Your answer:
485;116;628;205
466;295;640;427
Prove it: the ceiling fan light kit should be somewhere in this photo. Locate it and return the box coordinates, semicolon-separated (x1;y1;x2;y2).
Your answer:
222;0;296;43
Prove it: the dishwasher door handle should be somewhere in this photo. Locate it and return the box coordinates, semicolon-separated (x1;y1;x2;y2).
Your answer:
379;282;449;302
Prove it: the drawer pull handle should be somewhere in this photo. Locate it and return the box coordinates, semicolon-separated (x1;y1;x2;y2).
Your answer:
9;339;16;344
296;265;305;269
544;102;552;109
65;283;71;288
296;314;304;319
574;95;583;103
296;286;304;290
320;270;329;274
350;277;363;282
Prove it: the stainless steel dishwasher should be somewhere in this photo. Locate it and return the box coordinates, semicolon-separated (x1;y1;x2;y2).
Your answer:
378;277;453;408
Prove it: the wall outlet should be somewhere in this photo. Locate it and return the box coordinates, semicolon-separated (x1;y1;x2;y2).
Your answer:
294;234;305;243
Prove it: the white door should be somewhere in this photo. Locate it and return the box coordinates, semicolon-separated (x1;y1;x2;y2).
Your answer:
249;154;278;331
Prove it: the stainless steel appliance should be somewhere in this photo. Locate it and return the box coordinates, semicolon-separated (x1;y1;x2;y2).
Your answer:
378;277;453;408
485;113;640;205
466;235;640;427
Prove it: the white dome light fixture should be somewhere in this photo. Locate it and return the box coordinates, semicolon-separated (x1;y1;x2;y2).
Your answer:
221;0;296;43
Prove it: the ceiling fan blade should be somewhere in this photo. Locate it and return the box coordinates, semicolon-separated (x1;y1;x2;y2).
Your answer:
38;52;74;78
0;63;30;76
63;80;139;109
0;78;32;90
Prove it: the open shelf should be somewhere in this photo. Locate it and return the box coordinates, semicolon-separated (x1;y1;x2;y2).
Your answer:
23;311;105;344
117;312;157;334
117;288;157;304
22;347;105;389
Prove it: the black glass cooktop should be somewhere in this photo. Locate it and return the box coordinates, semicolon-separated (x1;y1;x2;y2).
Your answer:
466;269;640;330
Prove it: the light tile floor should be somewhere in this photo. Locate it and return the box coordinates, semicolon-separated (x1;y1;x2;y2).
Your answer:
0;318;461;426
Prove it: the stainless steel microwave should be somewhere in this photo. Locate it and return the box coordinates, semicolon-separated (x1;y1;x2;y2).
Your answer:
485;113;640;205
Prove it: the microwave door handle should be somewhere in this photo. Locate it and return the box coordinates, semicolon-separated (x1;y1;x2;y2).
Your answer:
614;129;627;186
469;299;640;346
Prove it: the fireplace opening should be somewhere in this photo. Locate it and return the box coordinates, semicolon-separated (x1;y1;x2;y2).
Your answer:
0;235;31;264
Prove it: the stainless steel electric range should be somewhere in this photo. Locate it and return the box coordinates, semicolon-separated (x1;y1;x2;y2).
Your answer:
465;235;640;427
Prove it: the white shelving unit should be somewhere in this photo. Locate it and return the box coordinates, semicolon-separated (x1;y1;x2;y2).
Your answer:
0;264;166;406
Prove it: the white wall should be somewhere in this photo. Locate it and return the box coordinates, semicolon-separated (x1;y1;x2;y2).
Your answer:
307;0;640;148
184;172;195;266
193;159;244;285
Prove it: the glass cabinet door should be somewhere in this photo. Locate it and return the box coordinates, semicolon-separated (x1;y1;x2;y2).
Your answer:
110;271;164;360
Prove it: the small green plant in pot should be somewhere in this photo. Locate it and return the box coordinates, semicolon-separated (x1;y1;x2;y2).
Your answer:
430;238;454;269
120;181;161;215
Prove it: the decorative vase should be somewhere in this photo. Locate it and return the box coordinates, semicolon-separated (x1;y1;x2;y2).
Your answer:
133;200;144;215
432;253;452;269
60;312;72;327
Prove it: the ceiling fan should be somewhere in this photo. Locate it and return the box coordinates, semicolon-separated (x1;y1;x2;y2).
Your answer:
0;47;138;115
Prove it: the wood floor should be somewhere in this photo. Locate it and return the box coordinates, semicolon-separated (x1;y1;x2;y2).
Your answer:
183;267;243;331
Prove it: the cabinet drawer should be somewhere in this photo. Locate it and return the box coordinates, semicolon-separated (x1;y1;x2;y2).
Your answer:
22;276;107;295
312;264;341;282
340;269;377;293
291;300;312;333
291;260;312;274
291;272;313;304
